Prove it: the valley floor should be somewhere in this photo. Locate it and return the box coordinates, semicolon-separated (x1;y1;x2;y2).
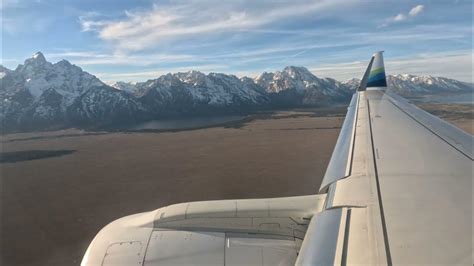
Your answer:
1;109;344;266
0;104;471;266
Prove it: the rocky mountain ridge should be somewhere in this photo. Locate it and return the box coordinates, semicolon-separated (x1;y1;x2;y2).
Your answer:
1;52;472;132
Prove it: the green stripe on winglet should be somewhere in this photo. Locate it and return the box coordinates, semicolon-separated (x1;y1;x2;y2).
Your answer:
370;67;385;76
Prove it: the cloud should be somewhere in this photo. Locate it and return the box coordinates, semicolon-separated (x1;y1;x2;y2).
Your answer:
45;41;368;68
386;51;472;82
1;0;55;34
392;13;407;22
309;51;473;82
381;4;425;27
78;11;110;32
409;5;424;17
44;22;471;73
46;51;198;66
96;64;229;82
1;0;20;10
93;50;473;83
3;15;53;34
79;0;359;53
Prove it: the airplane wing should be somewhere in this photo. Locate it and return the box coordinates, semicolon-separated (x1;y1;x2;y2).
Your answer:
297;52;473;265
81;52;473;265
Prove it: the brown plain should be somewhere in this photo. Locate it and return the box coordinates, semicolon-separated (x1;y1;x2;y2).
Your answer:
1;104;471;266
1;111;344;266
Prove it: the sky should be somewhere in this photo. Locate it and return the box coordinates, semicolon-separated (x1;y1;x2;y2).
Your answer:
1;0;473;82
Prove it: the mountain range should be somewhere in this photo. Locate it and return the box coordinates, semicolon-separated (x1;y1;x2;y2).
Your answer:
1;52;472;132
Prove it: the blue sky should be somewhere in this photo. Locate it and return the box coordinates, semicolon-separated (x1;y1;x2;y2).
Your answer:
1;0;472;82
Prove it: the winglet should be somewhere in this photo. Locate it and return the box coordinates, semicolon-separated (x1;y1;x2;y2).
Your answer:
359;51;387;91
366;51;387;88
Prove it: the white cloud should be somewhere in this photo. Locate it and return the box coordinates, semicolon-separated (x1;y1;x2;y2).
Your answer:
393;13;407;22
387;52;472;82
1;0;53;34
3;15;52;34
309;51;473;82
409;5;424;17
43;22;471;77
45;41;369;68
46;51;198;66
91;50;473;83
96;64;228;82
381;4;425;27
1;0;20;10
79;0;359;53
78;11;110;32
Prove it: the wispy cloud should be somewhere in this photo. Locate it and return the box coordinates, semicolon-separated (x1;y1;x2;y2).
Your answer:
3;16;53;34
392;13;407;22
387;51;472;82
80;0;359;53
95;50;473;83
46;51;197;66
1;0;61;34
78;11;119;32
45;41;364;67
47;21;471;82
3;0;472;85
309;50;473;82
409;5;425;17
96;64;229;82
1;0;20;10
381;4;425;27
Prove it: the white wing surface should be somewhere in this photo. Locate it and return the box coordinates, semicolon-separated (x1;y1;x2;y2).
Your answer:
297;52;473;265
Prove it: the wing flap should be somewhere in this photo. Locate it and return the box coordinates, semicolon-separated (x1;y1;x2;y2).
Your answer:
295;208;348;265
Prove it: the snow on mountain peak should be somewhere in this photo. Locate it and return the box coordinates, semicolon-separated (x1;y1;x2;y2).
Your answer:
110;81;138;94
7;52;105;102
175;70;208;85
55;59;73;67
32;51;46;61
0;65;12;79
256;66;333;94
282;66;314;78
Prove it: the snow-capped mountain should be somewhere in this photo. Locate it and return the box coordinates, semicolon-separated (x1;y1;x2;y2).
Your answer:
14;52;104;104
388;74;472;96
255;66;351;106
0;52;144;131
1;52;472;132
133;71;269;116
344;75;473;96
67;85;147;125
257;66;338;93
109;81;139;94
